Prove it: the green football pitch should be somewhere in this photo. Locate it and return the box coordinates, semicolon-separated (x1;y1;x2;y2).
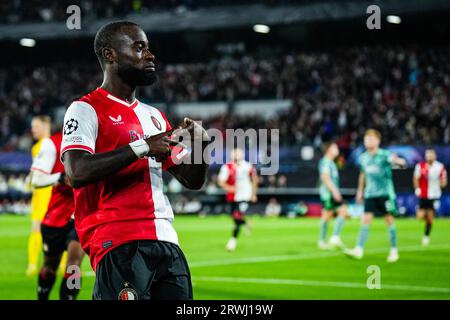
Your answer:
1;214;450;300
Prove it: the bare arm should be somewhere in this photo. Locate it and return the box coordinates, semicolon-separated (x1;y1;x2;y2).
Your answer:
218;179;234;193
31;171;62;188
413;175;420;190
441;171;448;188
63;146;137;189
321;172;341;201
251;173;259;202
390;154;407;167
356;172;365;203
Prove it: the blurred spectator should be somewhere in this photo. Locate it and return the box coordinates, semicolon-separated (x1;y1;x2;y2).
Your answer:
205;174;219;194
266;175;277;189
184;197;202;214
277;175;287;188
0;174;8;195
0;198;30;215
168;176;184;193
287;201;308;218
265;197;281;217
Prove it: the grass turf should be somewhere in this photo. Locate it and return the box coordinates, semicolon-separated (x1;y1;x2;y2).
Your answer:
1;214;449;300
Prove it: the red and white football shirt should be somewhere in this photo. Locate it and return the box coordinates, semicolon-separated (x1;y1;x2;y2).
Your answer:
414;161;447;199
31;132;74;228
218;160;256;202
61;87;181;271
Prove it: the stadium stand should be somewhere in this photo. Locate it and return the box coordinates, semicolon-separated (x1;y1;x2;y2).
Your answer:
1;45;449;152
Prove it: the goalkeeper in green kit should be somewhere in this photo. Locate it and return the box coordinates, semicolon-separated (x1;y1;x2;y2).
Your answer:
344;129;406;262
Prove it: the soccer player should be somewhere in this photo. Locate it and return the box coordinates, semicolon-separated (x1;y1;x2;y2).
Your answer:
218;148;258;252
31;131;84;300
413;149;447;246
26;115;52;276
61;21;209;300
344;129;406;262
318;142;348;250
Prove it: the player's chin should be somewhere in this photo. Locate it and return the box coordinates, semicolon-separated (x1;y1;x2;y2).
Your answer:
137;72;157;86
144;71;158;85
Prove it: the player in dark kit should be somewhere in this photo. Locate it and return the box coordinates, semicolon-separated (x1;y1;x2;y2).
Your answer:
30;131;84;300
61;21;210;300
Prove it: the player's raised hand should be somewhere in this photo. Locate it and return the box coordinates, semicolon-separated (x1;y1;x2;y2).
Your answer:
172;117;210;143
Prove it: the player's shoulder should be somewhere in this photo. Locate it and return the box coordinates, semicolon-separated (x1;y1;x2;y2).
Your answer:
77;88;101;105
138;101;169;127
318;156;327;167
242;160;254;169
359;151;368;160
66;88;105;115
38;137;56;153
435;160;444;168
65;98;98;124
139;101;168;118
67;98;97;113
379;148;391;157
138;101;160;112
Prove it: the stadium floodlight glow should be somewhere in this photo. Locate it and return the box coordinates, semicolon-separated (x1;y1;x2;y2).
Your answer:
253;24;270;34
19;38;36;47
386;15;401;24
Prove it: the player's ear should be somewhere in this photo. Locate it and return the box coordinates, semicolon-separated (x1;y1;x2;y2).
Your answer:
102;47;116;65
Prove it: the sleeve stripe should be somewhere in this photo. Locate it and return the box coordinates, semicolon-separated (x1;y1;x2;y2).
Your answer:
61;145;94;155
30;167;51;175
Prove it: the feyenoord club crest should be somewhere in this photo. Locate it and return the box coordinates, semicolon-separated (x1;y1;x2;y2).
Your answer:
151;116;162;130
118;283;138;300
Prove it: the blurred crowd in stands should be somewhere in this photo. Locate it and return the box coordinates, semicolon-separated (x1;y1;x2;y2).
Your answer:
0;173;30;196
0;173;30;214
1;45;449;153
0;0;314;24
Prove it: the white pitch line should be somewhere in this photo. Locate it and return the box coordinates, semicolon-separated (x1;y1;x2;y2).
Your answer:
192;276;450;294
83;243;450;277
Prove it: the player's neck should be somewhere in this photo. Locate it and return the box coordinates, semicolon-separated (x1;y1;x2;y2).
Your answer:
367;147;378;155
101;74;136;104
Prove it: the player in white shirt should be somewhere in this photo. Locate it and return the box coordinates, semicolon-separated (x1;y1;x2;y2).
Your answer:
413;149;447;246
218;149;258;251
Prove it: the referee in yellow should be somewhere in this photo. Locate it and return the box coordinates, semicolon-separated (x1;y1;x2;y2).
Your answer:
26;116;57;276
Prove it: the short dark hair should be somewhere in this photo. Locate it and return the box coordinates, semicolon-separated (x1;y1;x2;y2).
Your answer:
94;21;139;68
